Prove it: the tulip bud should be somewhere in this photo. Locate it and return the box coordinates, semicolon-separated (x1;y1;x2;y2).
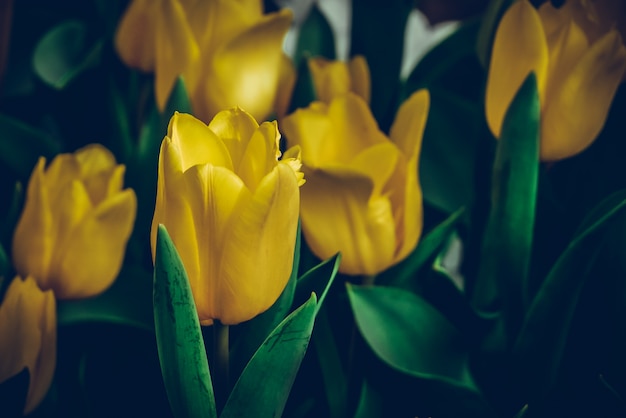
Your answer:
12;144;137;299
151;109;304;325
282;90;429;276
0;276;56;414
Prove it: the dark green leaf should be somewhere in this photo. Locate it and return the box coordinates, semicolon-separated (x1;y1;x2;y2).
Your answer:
293;5;336;66
294;253;341;314
353;379;383;418
32;20;103;90
513;197;626;400
0;114;61;178
347;284;477;390
221;294;318;418
57;264;153;331
230;223;301;378
472;73;540;344
475;0;515;68
107;76;134;163
382;206;465;288
153;225;216;418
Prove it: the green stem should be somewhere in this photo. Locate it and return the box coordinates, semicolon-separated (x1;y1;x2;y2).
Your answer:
213;321;230;413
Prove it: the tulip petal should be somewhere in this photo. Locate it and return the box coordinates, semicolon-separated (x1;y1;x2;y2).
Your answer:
544;20;589;99
348;142;399;196
75;144;121;204
349;55;371;104
154;0;200;111
218;164;299;324
114;0;158;71
389;89;429;160
181;164;251;324
238;121;280;191
0;276;56;414
541;30;626;160
300;168;396;276
308;57;352;103
208;8;292;121
282;102;332;168
486;0;549;138
12;159;54;287
274;54;296;118
208;107;259;170
55;189;137;299
169;112;233;171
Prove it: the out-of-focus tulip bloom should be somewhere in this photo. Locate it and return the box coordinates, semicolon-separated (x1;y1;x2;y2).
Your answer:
485;0;626;161
12;145;137;300
151;110;304;325
282;90;429;276
308;55;371;104
115;0;295;122
0;276;56;414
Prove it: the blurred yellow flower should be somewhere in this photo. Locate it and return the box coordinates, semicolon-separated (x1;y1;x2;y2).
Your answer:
115;0;295;122
282;90;429;276
12;145;137;299
0;276;56;414
151;110;304;325
485;0;626;161
308;55;371;104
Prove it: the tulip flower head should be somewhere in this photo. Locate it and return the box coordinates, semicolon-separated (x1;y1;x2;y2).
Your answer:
485;0;626;161
282;90;429;276
0;276;56;414
12;144;137;300
151;109;304;325
115;0;295;122
308;55;371;104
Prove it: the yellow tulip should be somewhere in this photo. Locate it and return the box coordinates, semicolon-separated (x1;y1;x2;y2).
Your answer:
485;0;626;161
308;55;371;104
12;144;137;299
0;276;56;414
282;90;429;276
151;109;304;325
115;0;295;122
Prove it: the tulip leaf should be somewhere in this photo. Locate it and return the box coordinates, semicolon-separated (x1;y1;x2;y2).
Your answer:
221;293;318;418
0;368;29;418
347;284;477;390
293;4;336;66
382;206;465;288
353;379;383;418
57;264;153;331
294;253;342;314
0;113;61;178
472;73;540;343
32;20;103;90
475;0;515;68
153;225;216;418
351;0;412;130
513;196;626;400
230;224;301;378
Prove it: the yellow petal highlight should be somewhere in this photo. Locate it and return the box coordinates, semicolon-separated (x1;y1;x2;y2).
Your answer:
0;276;56;414
308;55;371;104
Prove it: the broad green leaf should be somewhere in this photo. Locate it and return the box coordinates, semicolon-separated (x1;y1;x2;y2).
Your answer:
32;20;103;90
347;284;477;390
230;224;301;378
475;0;515;68
0;114;61;178
57;264;153;331
351;0;412;130
513;197;626;400
221;294;318;418
472;73;540;344
293;5;336;66
153;225;216;418
382;206;465;288
294;253;341;314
